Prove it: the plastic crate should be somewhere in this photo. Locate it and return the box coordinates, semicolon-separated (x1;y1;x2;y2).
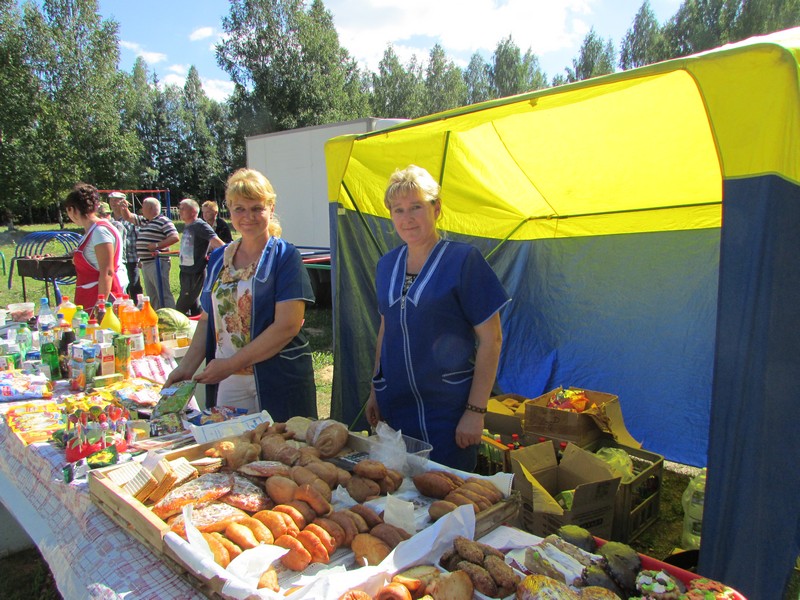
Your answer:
586;438;664;542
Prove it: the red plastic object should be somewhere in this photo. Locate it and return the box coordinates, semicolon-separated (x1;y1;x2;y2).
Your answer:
64;438;128;463
594;538;747;598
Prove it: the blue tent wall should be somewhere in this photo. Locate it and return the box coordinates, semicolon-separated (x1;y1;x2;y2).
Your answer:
701;175;800;599
331;200;720;465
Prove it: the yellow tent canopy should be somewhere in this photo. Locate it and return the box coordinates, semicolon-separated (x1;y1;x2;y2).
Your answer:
327;28;800;240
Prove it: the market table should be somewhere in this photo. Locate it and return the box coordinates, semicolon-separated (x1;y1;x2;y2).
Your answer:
0;401;200;599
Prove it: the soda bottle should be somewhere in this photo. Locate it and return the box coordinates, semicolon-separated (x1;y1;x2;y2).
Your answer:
57;321;76;379
121;301;145;360
36;297;56;331
16;323;32;360
112;294;127;317
57;295;77;324
93;295;107;323
39;325;60;381
100;301;121;334
681;468;707;550
141;296;161;355
78;323;88;341
55;313;69;343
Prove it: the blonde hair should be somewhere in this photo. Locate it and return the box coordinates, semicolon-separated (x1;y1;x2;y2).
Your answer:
225;168;282;237
201;200;218;212
384;164;441;211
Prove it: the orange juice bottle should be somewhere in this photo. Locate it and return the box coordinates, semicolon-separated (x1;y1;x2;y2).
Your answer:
141;296;161;356
120;301;145;360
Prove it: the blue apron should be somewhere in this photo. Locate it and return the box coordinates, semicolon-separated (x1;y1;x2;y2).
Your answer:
201;237;317;422
373;240;509;470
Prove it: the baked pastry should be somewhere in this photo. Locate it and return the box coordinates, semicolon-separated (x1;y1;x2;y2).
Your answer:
634;569;682;599
296;529;330;564
313;517;346;548
304;460;339;488
306;419;349;458
517;574;579;599
220;474;271;513
353;459;387;480
580;586;623;599
202;532;230;567
252;509;298;538
424;569;474;599
274;534;312;571
265;475;299;505
210;532;242;560
457;560;498;597
351;533;391;566
304;523;337;554
153;473;235;519
167;502;249;537
225;521;259;549
237;460;291;478
257;566;279;592
204;438;260;471
375;582;412;600
240;516;274;544
285;416;313;440
328;511;359;546
483;554;520;594
346;476;381;502
370;523;409;549
412;471;458;499
350;504;383;528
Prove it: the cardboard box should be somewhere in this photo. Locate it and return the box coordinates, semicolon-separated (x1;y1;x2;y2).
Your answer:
585;438;664;542
511;441;620;539
523;387;641;447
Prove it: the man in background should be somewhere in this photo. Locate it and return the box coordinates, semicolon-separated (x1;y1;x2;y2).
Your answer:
107;192;142;300
113;196;178;309
201;200;233;244
176;199;224;315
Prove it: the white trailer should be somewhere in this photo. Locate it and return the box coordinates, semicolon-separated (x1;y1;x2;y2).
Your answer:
245;118;405;250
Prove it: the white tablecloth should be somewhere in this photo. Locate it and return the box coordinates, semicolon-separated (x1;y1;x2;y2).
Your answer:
0;400;200;600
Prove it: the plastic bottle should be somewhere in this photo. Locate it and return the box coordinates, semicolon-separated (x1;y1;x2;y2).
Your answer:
55;313;69;343
121;301;145;359
39;325;60;381
57;295;77;324
112;294;127;317
57;322;75;379
681;468;707;550
93;295;107;323
78;323;88;341
141;296;161;355
71;306;85;332
86;318;100;343
36;297;56;332
100;301;121;334
16;323;32;360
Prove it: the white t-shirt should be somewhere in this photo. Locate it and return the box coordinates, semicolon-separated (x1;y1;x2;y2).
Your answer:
80;222;129;290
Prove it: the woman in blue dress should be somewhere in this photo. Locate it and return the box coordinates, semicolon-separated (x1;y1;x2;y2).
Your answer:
165;168;317;422
366;165;510;471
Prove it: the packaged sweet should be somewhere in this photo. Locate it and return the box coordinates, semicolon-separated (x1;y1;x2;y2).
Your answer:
152;380;196;418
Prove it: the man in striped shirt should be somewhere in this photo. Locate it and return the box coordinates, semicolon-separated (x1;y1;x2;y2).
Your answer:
114;196;179;309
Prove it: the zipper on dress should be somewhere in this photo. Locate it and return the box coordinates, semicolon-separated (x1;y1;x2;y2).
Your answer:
400;291;429;443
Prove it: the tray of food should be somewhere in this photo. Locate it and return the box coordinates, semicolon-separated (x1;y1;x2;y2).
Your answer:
89;417;516;598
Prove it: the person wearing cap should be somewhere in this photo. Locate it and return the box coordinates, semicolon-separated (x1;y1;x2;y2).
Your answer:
108;192;143;300
201;200;233;244
114;196;179;309
176;199;225;315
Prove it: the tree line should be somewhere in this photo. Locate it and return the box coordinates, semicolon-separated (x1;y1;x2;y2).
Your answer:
1;0;797;224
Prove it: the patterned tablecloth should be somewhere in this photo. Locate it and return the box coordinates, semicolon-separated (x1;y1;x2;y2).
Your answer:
0;403;200;600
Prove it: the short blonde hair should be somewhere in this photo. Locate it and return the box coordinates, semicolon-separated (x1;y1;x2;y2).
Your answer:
384;165;440;210
202;200;219;212
225;168;282;237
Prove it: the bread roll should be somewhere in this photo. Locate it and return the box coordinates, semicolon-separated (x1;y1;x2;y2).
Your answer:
225;522;259;550
274;534;312;571
351;533;391;566
375;582;412;600
304;522;337;554
265;475;298;505
353;459;387;481
350;503;383;528
346;476;381;503
202;532;230;567
306;420;349;458
296;529;330;564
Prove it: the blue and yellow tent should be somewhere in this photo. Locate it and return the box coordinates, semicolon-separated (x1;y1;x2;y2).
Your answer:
325;28;800;598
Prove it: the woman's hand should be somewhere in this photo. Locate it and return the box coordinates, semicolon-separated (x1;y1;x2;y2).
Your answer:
164;364;195;388
455;410;484;449
193;357;236;385
365;392;382;428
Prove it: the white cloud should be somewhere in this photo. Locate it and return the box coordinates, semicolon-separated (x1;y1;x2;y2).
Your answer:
168;64;189;76
203;78;235;102
162;73;186;88
326;0;596;73
190;26;215;41
119;40;167;65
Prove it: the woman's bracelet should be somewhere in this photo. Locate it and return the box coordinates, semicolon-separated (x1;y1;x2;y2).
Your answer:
464;403;487;414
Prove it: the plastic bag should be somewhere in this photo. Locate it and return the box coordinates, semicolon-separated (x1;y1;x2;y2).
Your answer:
594;447;635;483
369;421;408;472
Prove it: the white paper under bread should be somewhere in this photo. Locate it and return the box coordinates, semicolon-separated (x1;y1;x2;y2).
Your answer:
189;410;273;444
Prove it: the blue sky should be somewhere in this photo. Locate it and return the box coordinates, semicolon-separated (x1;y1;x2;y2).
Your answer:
99;0;683;102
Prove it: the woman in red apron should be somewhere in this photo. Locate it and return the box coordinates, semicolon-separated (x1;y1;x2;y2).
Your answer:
64;184;126;310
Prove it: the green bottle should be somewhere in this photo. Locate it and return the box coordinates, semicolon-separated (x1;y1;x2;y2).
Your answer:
39;325;60;381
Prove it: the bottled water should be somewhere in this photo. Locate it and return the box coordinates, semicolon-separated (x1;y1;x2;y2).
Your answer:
36;297;57;331
681;468;706;549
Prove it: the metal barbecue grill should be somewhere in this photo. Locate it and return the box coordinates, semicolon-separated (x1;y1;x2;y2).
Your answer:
7;231;82;304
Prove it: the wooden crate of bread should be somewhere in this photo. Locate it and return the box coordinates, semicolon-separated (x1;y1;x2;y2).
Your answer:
90;428;517;598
